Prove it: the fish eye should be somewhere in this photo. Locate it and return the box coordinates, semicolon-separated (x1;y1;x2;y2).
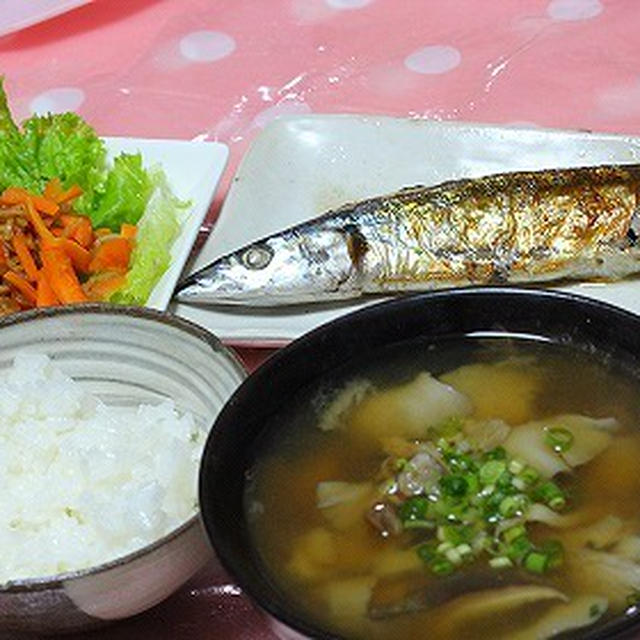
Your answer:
242;244;273;270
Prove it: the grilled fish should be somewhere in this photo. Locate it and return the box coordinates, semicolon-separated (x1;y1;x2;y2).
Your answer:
175;164;640;306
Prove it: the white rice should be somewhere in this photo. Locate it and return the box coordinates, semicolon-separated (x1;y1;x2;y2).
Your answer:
0;353;204;583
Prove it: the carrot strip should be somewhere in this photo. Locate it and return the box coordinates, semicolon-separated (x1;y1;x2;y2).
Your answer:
89;236;132;273
58;213;77;229
3;270;37;305
24;198;55;243
56;184;83;204
83;271;127;301
0;243;7;266
36;271;59;307
71;217;93;247
11;232;39;281
0;187;29;204
120;223;137;240
31;194;59;216
56;215;94;248
58;238;91;273
41;247;88;304
43;178;63;202
1;187;59;215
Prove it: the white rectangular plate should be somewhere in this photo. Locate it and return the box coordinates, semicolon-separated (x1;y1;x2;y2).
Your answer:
172;115;640;345
104;137;228;311
0;0;91;37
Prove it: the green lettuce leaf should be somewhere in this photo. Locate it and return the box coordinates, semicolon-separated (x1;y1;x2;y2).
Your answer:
90;153;153;230
21;112;107;212
111;169;190;305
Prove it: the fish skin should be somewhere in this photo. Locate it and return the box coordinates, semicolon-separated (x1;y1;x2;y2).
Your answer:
175;164;640;307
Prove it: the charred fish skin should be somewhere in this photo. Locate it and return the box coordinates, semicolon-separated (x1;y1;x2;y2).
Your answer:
175;164;640;307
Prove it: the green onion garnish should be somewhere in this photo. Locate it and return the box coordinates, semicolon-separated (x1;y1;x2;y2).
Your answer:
544;426;574;453
399;495;430;522
430;558;455;576
479;461;506;486
439;474;469;497
532;481;567;511
524;551;549;574
390;432;570;579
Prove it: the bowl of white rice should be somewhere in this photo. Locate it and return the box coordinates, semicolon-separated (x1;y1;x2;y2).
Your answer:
0;304;246;635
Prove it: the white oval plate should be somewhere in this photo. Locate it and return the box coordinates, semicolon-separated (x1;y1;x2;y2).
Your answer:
172;115;640;345
104;137;228;310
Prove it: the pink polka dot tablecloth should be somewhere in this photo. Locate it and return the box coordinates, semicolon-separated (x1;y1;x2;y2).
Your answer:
2;0;640;637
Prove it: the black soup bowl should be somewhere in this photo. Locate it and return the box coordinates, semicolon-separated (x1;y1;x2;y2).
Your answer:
199;287;640;640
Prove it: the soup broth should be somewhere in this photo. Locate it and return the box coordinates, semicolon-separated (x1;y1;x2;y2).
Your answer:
245;337;640;639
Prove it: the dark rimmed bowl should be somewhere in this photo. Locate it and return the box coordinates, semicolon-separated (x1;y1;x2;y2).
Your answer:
0;304;247;635
200;287;640;640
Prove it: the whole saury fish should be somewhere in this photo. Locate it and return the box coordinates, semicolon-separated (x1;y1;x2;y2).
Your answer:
175;164;640;306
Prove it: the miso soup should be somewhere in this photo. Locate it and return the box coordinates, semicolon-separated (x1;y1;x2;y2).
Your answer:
244;337;640;639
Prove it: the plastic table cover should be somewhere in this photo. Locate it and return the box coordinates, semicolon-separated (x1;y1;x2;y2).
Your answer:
2;0;640;637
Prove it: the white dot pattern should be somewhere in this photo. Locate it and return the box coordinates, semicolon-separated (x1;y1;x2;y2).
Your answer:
326;0;373;9
404;45;461;75
547;0;603;21
29;87;86;115
179;30;236;62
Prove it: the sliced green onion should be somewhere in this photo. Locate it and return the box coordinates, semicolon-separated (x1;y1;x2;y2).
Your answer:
484;446;507;461
399;495;430;522
444;451;477;473
512;477;528;491
524;551;549;574
464;472;480;495
503;524;526;544
519;466;540;486
479;461;506;486
438;416;465;438
439;474;469;498
508;536;533;562
404;519;435;530
394;457;408;471
533;481;567;511
430;558;455;576
416;543;438;563
437;541;453;554
508;458;526;474
499;494;529;518
540;539;564;569
496;471;514;491
445;547;463;565
544;426;574;453
440;524;473;545
489;556;513;569
549;495;567;511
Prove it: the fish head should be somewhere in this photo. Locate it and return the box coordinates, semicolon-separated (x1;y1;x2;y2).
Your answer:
175;224;365;306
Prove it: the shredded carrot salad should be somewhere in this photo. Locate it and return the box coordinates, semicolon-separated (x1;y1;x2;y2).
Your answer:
0;179;136;315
